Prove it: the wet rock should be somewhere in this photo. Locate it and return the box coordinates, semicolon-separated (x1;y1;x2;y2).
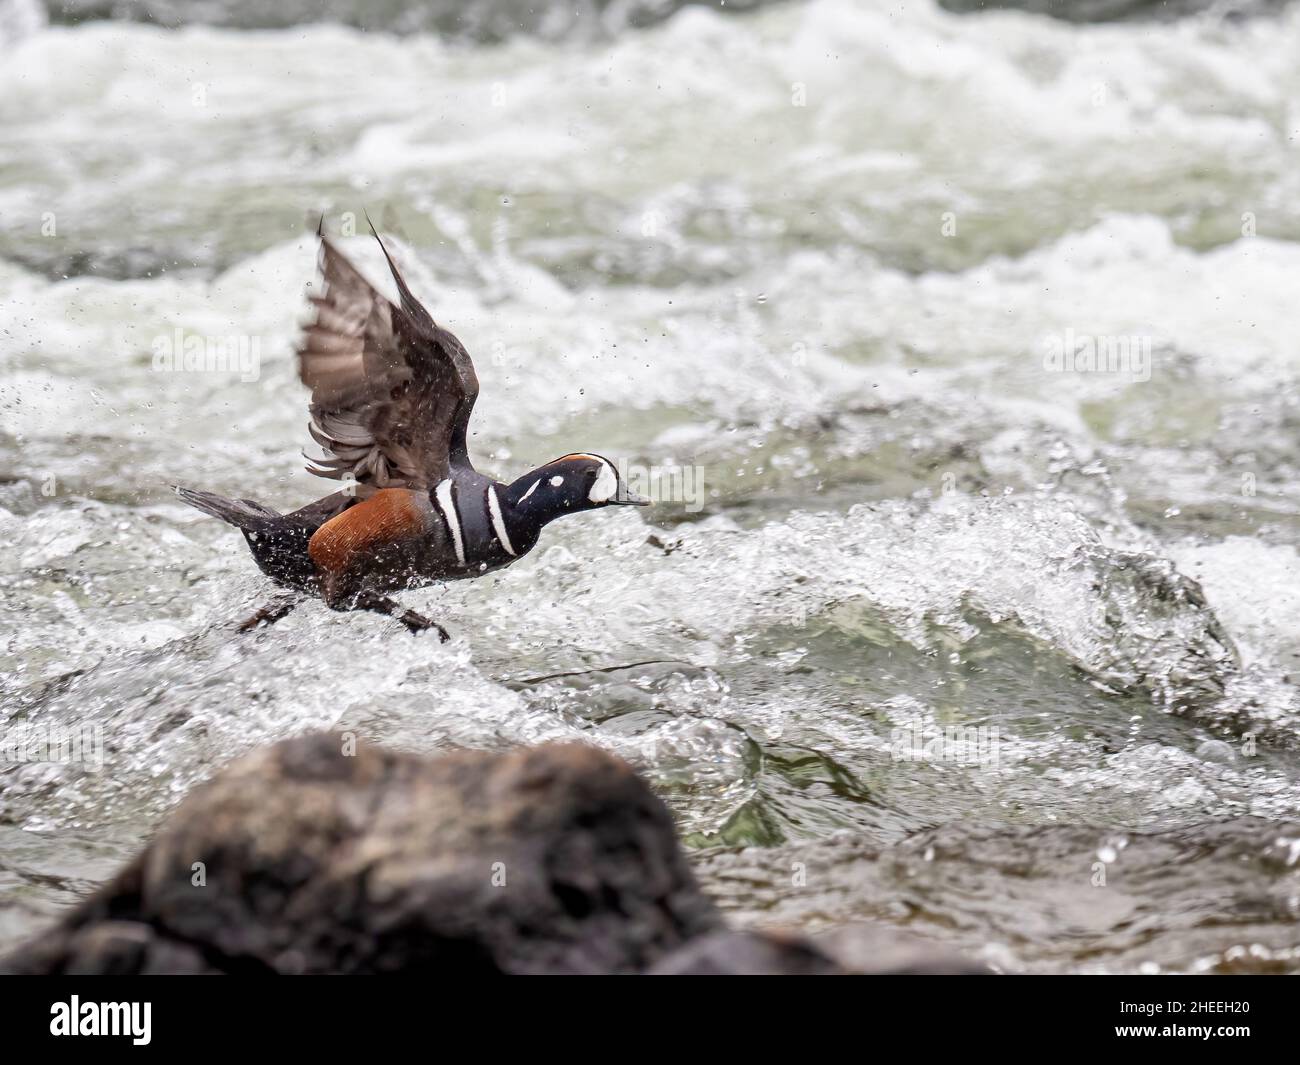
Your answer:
649;926;994;975
814;925;994;975
46;0;781;43
2;735;719;974
649;930;846;975
62;921;216;976
1;733;985;975
937;0;1284;23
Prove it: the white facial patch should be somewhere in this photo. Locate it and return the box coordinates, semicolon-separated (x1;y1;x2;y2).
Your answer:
519;478;540;502
588;458;618;503
549;475;564;487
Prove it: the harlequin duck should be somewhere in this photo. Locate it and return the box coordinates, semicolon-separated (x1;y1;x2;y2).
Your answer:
173;222;649;640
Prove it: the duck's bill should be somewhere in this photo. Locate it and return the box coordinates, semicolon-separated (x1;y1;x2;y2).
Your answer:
609;490;652;506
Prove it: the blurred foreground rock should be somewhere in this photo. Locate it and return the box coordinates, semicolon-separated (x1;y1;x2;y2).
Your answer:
2;734;986;975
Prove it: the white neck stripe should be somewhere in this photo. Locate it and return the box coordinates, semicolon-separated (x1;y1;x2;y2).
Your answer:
434;479;466;566
487;484;517;557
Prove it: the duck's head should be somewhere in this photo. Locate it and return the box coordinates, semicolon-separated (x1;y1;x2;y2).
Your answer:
506;453;650;517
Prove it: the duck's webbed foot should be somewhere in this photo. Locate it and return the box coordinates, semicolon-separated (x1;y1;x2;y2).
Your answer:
237;594;301;632
350;591;451;642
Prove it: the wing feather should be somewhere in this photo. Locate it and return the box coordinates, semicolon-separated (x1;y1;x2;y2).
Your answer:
296;228;480;490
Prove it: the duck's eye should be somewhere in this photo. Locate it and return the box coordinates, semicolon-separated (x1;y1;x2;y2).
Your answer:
549;475;564;487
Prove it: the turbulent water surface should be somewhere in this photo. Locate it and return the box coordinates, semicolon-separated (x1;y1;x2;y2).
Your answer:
3;0;1300;972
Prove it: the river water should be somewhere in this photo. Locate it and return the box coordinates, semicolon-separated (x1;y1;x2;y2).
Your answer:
2;0;1300;972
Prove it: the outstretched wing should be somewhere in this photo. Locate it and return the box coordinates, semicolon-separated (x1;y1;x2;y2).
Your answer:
297;225;479;490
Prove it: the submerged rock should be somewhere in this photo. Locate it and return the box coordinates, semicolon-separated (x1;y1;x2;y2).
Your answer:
937;0;1285;23
1;734;983;975
649;930;846;975
45;0;779;43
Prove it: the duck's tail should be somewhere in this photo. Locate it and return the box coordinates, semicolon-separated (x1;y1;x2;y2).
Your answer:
171;486;280;530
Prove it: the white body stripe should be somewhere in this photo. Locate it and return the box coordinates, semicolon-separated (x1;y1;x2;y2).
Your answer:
434;479;466;566
487;485;517;557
